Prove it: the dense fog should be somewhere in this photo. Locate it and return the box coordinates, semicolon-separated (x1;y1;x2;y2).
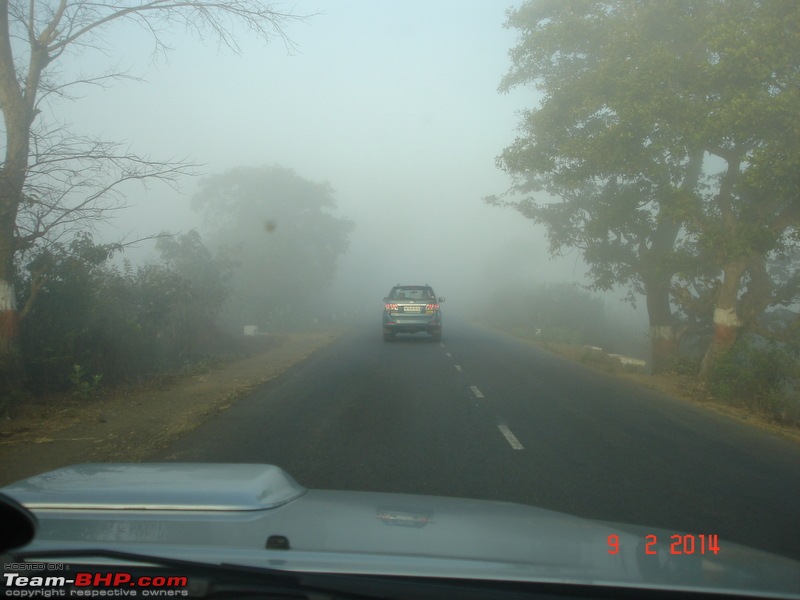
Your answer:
49;2;646;353
2;0;795;402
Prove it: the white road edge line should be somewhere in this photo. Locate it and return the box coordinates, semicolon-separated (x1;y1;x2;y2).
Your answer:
470;385;484;398
455;365;462;372
446;352;452;357
497;425;524;450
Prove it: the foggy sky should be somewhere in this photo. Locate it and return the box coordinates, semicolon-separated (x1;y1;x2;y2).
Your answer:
46;0;645;334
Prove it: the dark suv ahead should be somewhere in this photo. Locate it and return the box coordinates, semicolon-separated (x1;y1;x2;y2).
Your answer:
382;285;444;342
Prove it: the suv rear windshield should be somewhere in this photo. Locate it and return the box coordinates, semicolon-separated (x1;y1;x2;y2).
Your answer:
388;287;436;301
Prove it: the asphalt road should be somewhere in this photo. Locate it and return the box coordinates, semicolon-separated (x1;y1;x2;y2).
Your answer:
154;320;800;560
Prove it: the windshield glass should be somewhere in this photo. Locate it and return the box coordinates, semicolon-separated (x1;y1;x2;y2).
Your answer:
389;287;435;300
1;0;798;597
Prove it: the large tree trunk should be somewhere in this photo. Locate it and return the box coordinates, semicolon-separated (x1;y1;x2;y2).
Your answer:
0;0;43;396
0;199;23;396
641;152;702;374
0;281;22;393
640;220;680;374
0;176;25;396
0;122;31;396
698;152;748;381
644;275;676;374
699;260;748;380
641;220;679;374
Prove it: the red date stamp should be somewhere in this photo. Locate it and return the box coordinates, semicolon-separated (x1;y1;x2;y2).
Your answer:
608;534;720;555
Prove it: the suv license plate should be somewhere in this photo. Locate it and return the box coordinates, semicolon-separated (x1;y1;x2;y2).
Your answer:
404;306;421;312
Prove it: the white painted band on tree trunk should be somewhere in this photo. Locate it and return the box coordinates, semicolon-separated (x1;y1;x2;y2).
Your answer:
713;307;741;327
0;281;17;310
650;325;673;340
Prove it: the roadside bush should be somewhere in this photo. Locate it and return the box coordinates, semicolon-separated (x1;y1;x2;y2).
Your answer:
707;337;800;424
670;355;702;376
483;282;608;346
18;231;233;395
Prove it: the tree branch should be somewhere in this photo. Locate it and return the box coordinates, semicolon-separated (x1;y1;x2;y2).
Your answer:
47;0;306;55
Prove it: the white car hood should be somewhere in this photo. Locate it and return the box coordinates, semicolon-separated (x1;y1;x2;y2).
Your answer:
3;463;799;598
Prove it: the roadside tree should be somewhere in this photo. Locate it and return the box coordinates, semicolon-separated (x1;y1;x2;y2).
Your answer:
192;165;355;330
491;0;799;376
0;0;302;393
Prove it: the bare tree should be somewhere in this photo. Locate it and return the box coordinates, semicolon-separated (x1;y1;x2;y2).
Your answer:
0;0;303;391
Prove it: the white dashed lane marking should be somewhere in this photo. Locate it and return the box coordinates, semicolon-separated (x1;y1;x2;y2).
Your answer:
497;425;524;450
446;355;522;451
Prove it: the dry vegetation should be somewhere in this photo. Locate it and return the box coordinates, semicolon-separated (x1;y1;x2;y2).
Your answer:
0;332;339;485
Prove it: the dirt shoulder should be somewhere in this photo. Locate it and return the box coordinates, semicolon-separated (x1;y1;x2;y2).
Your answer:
0;331;339;486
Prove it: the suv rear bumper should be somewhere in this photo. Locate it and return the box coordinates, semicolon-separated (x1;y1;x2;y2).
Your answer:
383;314;441;335
384;323;442;334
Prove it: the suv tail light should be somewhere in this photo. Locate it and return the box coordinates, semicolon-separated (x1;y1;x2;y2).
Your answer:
426;303;440;310
385;303;398;310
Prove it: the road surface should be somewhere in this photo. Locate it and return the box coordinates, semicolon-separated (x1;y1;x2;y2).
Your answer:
154;320;800;560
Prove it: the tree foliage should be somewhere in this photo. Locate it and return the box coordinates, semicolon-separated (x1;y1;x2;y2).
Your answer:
491;0;799;376
192;165;355;330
